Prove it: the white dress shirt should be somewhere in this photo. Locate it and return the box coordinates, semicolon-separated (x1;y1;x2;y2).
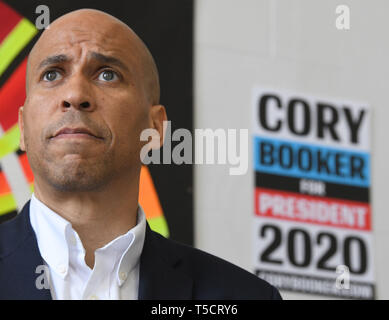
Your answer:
29;193;146;300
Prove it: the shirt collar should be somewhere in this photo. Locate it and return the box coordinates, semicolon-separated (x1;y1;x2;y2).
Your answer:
29;193;71;277
29;193;146;285
93;206;146;286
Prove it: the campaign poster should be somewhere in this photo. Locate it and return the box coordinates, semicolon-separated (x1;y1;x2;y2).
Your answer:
252;87;374;299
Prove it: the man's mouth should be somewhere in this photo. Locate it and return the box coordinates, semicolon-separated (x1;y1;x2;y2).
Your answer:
50;127;103;140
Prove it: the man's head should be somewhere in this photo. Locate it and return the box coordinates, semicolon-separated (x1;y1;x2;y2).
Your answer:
19;9;166;192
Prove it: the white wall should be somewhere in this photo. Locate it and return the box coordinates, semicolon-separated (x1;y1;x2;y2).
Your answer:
194;0;389;299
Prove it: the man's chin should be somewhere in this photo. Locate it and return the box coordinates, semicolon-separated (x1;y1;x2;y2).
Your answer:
48;179;106;193
46;169;108;193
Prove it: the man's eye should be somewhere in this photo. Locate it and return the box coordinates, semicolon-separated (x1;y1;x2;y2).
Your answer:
43;70;62;82
98;70;118;82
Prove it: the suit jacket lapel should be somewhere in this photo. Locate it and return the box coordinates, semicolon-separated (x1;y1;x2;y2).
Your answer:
138;224;193;299
2;201;193;300
0;201;52;300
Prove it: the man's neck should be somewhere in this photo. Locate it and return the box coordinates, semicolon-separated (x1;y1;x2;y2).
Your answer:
32;174;139;269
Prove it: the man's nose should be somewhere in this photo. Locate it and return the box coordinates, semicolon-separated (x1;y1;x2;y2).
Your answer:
60;74;95;111
62;100;91;109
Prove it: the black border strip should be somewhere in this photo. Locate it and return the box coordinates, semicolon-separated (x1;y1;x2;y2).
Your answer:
256;171;369;203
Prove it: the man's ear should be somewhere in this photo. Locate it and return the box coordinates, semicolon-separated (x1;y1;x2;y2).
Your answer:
18;106;26;151
149;104;167;148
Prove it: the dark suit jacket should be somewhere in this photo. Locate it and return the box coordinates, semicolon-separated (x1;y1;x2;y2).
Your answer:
0;200;282;300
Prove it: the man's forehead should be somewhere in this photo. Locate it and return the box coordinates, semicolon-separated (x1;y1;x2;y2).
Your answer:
29;9;142;64
25;9;160;104
33;24;132;58
43;8;132;40
28;29;143;78
44;23;128;46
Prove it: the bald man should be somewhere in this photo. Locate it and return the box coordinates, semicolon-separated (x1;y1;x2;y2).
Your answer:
0;9;281;300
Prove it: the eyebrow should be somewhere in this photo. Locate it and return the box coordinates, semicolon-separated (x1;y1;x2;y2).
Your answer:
37;52;130;73
89;52;130;73
38;54;70;70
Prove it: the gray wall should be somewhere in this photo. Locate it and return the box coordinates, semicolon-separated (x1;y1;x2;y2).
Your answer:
194;0;389;299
